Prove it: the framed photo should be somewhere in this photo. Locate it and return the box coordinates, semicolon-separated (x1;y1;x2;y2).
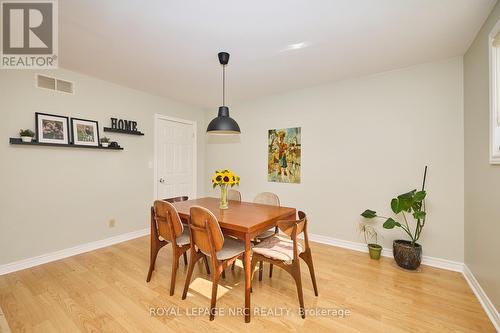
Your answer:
35;112;70;144
71;118;100;146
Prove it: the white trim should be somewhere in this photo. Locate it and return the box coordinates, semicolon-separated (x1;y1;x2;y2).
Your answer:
306;233;464;272
153;114;197;201
463;265;500;332
0;228;149;276
489;20;500;164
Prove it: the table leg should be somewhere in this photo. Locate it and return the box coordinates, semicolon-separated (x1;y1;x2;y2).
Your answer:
244;234;252;323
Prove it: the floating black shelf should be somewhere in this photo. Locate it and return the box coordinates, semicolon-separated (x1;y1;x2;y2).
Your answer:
103;127;144;135
9;138;124;150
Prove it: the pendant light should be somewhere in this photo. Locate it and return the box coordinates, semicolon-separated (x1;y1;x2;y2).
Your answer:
206;52;241;134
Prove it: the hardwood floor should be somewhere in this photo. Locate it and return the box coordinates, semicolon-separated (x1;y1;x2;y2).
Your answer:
0;236;495;333
0;304;11;333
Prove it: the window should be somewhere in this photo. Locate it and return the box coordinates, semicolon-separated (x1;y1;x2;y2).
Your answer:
489;24;500;164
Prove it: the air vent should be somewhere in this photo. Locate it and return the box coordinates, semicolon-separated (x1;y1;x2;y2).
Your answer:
56;79;74;94
36;74;74;94
36;74;55;90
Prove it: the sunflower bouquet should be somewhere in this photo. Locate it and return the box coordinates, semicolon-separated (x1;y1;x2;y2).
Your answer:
211;169;240;209
211;169;240;188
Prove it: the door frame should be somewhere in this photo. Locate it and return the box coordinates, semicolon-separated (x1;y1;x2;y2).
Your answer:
154;113;197;201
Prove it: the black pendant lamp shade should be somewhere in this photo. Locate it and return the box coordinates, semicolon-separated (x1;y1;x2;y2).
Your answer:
206;52;241;134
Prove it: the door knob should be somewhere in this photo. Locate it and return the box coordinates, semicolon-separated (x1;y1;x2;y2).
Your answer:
159;178;165;184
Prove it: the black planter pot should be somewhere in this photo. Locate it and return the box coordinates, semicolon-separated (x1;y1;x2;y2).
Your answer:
393;240;422;270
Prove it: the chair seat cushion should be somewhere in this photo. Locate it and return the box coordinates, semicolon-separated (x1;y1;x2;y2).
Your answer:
158;228;190;246
176;228;191;246
203;237;247;260
255;229;276;240
253;235;303;264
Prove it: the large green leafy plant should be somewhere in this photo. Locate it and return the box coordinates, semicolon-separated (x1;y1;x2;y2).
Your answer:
361;166;428;246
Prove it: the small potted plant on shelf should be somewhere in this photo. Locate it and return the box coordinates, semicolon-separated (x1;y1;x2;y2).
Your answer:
361;166;428;270
100;137;111;147
19;129;35;143
358;223;382;260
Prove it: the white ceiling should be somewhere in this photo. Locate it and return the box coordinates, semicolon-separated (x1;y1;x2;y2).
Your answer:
60;0;496;108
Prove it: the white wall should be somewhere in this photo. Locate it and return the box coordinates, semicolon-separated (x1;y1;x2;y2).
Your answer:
0;68;205;265
206;57;464;261
464;0;500;308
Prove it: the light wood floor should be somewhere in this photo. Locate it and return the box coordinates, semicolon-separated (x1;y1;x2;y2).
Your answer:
0;236;495;333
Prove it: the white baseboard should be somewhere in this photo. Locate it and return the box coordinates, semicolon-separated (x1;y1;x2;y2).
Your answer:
307;233;464;272
0;228;149;276
463;265;500;332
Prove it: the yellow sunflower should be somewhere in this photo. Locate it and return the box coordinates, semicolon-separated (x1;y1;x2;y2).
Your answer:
212;169;240;188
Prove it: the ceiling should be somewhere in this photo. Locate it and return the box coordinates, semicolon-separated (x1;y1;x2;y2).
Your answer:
59;0;496;108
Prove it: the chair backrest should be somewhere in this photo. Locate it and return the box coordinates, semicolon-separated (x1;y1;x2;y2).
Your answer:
153;200;184;242
253;192;280;206
163;196;189;203
228;189;241;202
189;206;224;255
277;211;310;259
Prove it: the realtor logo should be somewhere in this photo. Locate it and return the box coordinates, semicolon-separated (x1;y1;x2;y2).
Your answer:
1;1;58;69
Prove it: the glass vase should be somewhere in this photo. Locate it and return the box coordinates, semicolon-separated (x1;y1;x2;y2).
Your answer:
219;184;229;209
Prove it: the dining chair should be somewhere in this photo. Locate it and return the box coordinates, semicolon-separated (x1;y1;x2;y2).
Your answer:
182;206;247;321
223;188;241;279
253;192;280;280
163;196;190;264
146;200;210;295
163;196;189;203
250;211;318;318
228;189;241;201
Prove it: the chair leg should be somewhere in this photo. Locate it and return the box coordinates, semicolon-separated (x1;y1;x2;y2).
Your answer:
183;252;188;266
250;256;258;293
292;263;305;319
269;264;273;278
221;270;226;279
146;239;165;282
301;249;319;296
209;270;220;321
182;250;199;300
170;253;179;296
231;261;236;270
258;261;263;281
203;255;211;274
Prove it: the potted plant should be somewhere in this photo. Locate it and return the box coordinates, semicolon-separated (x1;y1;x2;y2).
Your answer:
211;169;240;209
19;129;35;143
361;166;428;270
100;137;111;147
358;223;382;259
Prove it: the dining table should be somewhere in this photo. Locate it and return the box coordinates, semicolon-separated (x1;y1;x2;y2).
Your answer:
171;197;297;323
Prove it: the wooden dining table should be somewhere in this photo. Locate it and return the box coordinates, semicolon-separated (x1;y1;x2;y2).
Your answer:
171;197;296;323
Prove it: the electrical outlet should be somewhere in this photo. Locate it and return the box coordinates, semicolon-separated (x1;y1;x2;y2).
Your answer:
108;219;116;228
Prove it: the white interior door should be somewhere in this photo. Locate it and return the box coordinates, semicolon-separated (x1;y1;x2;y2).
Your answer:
155;116;196;200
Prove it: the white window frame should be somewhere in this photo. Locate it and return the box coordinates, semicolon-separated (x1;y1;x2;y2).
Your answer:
489;20;500;164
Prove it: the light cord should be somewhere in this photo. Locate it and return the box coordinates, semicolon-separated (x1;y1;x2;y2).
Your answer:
222;65;226;106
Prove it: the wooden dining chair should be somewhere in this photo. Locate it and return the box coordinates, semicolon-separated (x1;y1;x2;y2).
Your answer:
146;200;210;295
163;196;189;203
182;206;247;321
228;189;241;201
250;211;318;318
163;196;189;264
252;192;280;280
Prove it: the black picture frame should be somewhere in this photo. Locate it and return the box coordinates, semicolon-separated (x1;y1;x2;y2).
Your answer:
35;112;70;145
70;117;100;147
